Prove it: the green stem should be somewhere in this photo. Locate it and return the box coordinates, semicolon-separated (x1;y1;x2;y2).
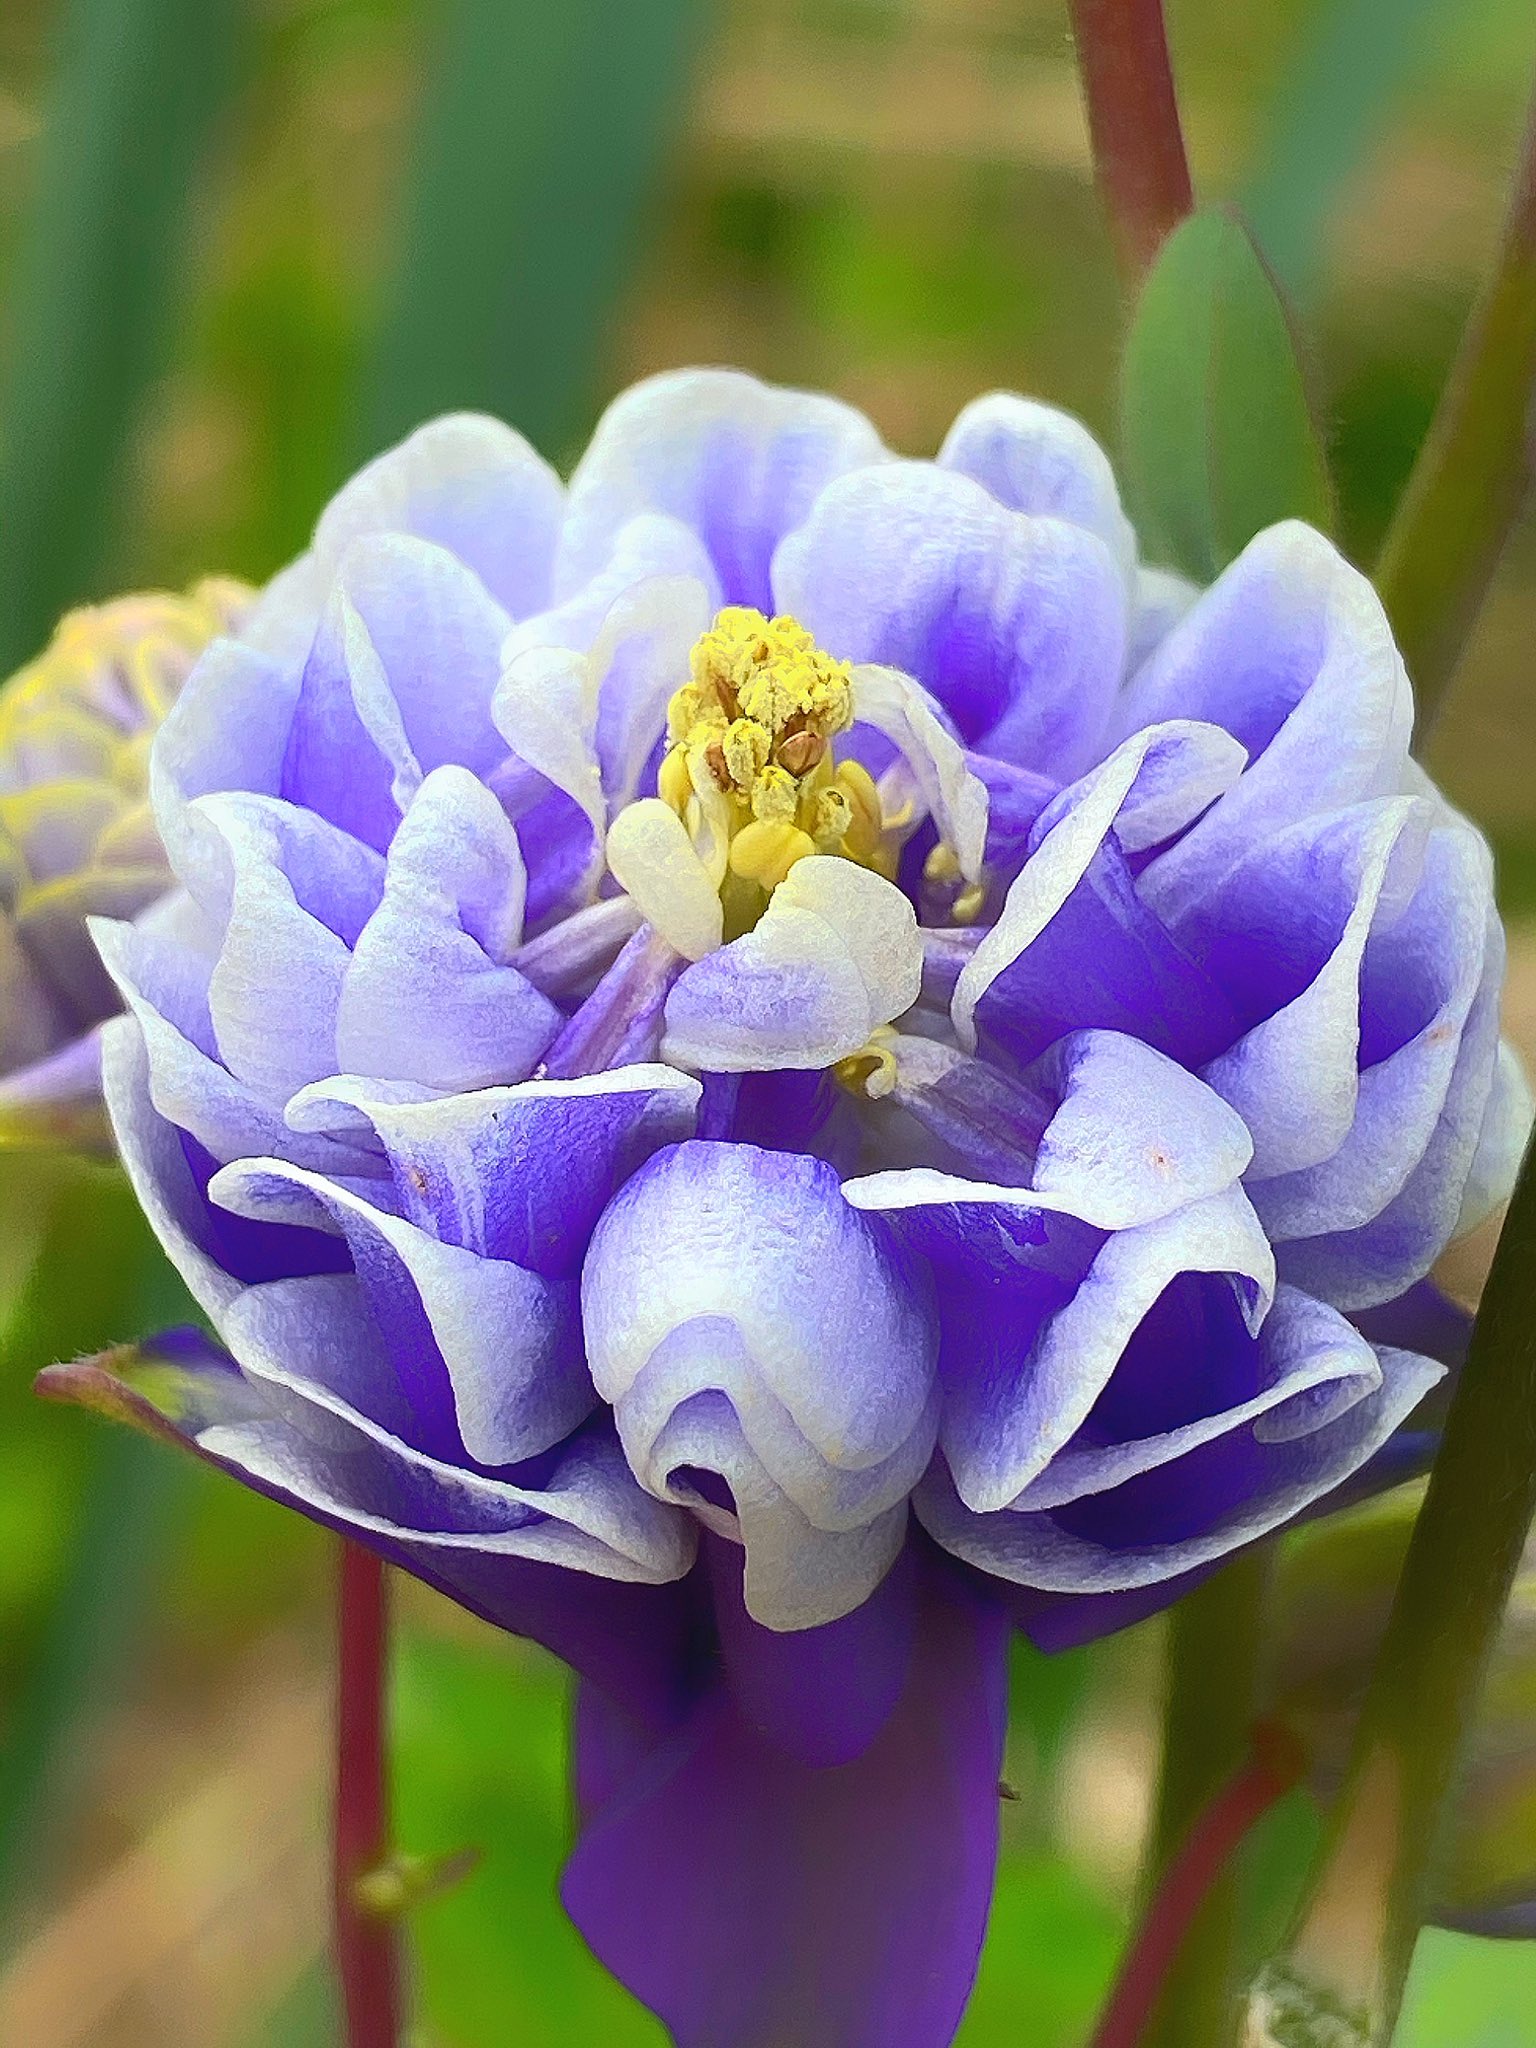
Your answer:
1375;66;1536;735
1242;1129;1536;2047
333;1544;400;2048
1141;1550;1271;2048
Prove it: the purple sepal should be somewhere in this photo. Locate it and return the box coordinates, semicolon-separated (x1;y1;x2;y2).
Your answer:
563;1542;1009;2048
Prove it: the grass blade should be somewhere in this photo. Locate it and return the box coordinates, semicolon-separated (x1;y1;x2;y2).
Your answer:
0;0;245;673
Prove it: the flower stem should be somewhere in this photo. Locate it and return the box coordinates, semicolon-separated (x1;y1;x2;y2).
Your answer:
1242;1130;1536;2047
1066;0;1195;288
1090;1721;1304;2048
1376;65;1536;733
1137;1551;1272;2048
334;1542;400;2048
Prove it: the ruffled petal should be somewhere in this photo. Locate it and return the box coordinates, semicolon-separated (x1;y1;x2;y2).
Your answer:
773;461;1126;777
849;663;989;881
850;1162;1272;1515
582;1140;938;1628
286;1062;700;1275
92;913;375;1175
170;793;380;1106
1277;904;1509;1309
312;412;564;619
1122;523;1415;920
335;766;562;1091
495;574;714;907
279;536;511;851
1029;1031;1254;1226
208;1153;590;1467
951;722;1245;1063
1195;805;1495;1218
1000;1284;1388;1512
38;1321;693;1594
100;1015;356;1318
662;857;921;1073
557;367;888;608
918;1317;1441;1593
1192;799;1435;1179
937;390;1136;573
151;637;302;879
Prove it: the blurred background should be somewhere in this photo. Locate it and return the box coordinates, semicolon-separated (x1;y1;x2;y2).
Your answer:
2;1;1536;2042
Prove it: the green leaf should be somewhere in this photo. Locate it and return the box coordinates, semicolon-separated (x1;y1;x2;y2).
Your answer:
358;0;708;467
1119;206;1334;583
0;0;246;674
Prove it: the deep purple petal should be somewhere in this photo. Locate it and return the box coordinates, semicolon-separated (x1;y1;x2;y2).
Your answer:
707;1533;918;1767
563;1549;1008;2048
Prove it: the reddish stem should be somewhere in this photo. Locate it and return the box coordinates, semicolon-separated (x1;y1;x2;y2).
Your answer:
334;1542;401;2048
1067;0;1195;286
1089;1723;1306;2048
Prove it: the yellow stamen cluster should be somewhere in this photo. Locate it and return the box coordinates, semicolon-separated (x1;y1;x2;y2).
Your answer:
660;607;889;901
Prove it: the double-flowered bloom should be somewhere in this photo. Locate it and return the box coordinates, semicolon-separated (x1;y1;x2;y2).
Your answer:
47;370;1527;2045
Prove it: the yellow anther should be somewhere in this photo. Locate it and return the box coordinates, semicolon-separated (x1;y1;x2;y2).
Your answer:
923;842;963;886
835;759;884;860
722;717;772;790
728;819;816;890
832;1033;899;1099
951;881;987;925
750;763;800;825
627;608;915;939
809;785;852;850
666;683;715;745
688;606;852;742
658;744;694;815
776;728;826;778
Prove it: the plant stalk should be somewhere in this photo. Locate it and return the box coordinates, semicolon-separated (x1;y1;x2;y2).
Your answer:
1139;1551;1272;2048
1377;67;1536;734
1066;0;1195;288
1242;1127;1536;2046
1091;1722;1303;2048
333;1543;400;2048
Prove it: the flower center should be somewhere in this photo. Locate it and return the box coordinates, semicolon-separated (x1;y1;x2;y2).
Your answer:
658;607;888;899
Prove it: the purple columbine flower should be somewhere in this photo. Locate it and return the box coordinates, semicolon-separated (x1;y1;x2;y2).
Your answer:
46;370;1528;2046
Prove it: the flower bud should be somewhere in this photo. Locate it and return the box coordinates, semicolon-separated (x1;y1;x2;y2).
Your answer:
0;579;248;1139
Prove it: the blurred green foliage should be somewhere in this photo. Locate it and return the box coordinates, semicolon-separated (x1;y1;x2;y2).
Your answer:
0;0;246;670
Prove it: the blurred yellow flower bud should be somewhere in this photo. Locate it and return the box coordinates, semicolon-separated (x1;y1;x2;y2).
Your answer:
0;578;250;1141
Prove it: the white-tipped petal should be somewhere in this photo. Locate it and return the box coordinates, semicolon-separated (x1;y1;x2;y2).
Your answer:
605;798;725;962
